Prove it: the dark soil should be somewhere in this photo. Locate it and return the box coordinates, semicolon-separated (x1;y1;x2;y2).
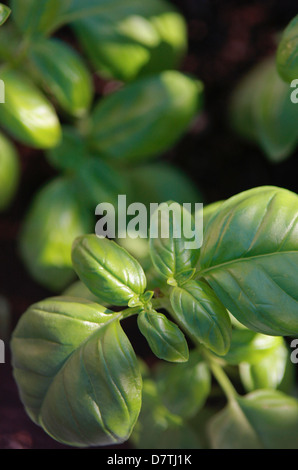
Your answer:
0;0;297;449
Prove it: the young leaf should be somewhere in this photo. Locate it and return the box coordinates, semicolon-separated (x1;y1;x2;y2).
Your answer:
149;201;200;284
221;329;283;365
239;339;294;393
0;4;11;26
277;15;298;83
170;280;231;355
0;131;20;211
155;350;211;419
0;69;61;149
19;177;93;291
89;71;203;163
72;1;186;81
11;297;142;447
230;58;298;162
208;390;298;449
131;378;202;449
71;235;147;306
29;38;93;117
137;309;189;362
198;186;298;337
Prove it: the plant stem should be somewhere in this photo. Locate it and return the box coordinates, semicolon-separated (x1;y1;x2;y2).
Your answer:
202;348;237;402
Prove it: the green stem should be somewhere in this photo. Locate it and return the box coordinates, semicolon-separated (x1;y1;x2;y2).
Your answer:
202;348;237;402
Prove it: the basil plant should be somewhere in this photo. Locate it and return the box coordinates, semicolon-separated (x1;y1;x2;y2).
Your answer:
11;186;298;449
229;14;298;163
0;0;203;289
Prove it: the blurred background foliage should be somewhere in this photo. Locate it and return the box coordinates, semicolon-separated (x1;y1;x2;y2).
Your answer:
0;0;298;449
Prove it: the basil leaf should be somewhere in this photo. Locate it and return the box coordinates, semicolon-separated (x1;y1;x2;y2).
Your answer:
46;126;86;172
149;201;200;284
155;350;211;419
239;339;294;393
137;310;189;362
125;162;201;208
198;186;298;336
0;69;61;149
11;297;142;447
208;390;298;449
131;378;202;449
230;58;298;162
71;235;147;306
277;15;298;83
89;71;203;163
221;329;283;365
19;177;93;292
11;0;70;36
29;38;93;117
76;157;127;209
72;2;186;81
0;131;20;211
170;280;231;355
0;4;10;26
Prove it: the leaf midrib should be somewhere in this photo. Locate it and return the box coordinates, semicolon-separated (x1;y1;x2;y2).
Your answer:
197;250;298;278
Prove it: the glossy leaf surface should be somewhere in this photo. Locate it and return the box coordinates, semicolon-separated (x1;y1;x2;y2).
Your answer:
11;0;70;36
137;309;189;362
230;58;298;162
11;297;142;447
170;280;231;355
208;390;298;449
0;69;61;148
30;38;93;116
149;201;200;284
89;71;202;162
155;351;211;418
0;4;10;25
72;1;186;81
19;178;92;291
0;131;20;210
198;186;298;336
72;235;147;306
277;15;298;83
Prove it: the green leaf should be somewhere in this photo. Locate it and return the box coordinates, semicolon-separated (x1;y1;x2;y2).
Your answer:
170;280;231;355
11;0;71;36
229;57;298;162
208;390;298;449
19;177;93;292
0;131;20;210
131;378;202;449
149;201;200;284
71;235;147;306
29;38;93;117
221;329;284;365
198;186;298;337
46;126;86;172
239;338;294;393
89;71;203;163
76;157;127;209
277;15;298;83
0;4;11;26
11;297;142;447
0;69;61;149
155;350;211;419
137;309;189;362
72;1;186;81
